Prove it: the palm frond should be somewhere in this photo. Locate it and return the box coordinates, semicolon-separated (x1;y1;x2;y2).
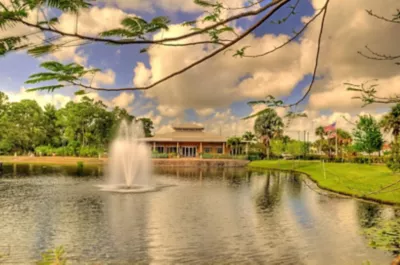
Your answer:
242;108;272;120
27;44;58;57
26;84;64;92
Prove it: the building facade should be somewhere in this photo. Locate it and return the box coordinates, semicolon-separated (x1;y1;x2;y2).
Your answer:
141;124;229;158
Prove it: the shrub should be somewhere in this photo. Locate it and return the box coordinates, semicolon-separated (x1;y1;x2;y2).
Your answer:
152;152;168;158
168;152;177;158
79;146;103;157
35;145;53;156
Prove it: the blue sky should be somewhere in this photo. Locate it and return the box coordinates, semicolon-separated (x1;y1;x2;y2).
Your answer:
0;0;396;138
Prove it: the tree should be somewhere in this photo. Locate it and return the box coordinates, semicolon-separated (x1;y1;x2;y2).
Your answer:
352;115;384;160
139;118;154;137
0;0;331;115
380;104;400;144
254;109;284;159
242;131;256;142
2;100;46;152
43;104;62;147
270;139;285;157
336;128;352;158
286;140;303;158
227;136;242;156
315;126;326;154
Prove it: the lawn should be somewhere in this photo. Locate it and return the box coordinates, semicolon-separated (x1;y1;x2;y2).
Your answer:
248;160;400;205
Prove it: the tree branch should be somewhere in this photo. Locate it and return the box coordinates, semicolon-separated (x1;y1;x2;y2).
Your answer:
358;45;400;61
244;1;322;58
366;9;400;24
13;0;287;46
60;0;291;92
287;0;330;108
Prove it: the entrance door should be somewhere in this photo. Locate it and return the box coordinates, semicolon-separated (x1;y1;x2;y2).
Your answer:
181;147;197;157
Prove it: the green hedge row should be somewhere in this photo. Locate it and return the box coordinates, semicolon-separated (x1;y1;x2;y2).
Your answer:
288;154;390;164
35;145;104;157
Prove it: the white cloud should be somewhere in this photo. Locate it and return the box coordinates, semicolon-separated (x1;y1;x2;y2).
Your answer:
299;0;400;111
196;108;214;117
48;6;131;65
5;87;71;109
157;105;183;117
89;69;116;87
133;24;306;116
111;92;135;109
138;110;162;126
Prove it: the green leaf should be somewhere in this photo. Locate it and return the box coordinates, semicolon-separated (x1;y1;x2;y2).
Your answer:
140;47;148;53
99;28;137;38
37;0;92;13
40;61;66;72
26;84;64;92
27;44;58;57
74;90;86;95
242;108;272;120
38;17;59;26
181;20;196;27
194;0;216;7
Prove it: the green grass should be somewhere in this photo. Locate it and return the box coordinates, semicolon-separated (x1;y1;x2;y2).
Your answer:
248;160;400;205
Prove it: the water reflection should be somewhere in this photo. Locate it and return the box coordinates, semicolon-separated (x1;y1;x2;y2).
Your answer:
0;164;397;264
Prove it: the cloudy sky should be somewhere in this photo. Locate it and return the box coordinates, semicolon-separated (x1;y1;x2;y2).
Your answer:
0;0;398;141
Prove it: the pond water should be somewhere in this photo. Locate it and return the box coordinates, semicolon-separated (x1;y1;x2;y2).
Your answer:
0;164;398;264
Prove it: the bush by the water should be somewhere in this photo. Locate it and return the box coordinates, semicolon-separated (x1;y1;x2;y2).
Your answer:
35;145;104;157
152;151;168;158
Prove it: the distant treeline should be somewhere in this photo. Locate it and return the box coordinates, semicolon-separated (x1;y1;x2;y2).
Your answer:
0;92;153;156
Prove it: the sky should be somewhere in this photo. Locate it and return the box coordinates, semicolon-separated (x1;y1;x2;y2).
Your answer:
0;0;399;141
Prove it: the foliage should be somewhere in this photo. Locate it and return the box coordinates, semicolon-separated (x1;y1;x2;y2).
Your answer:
352;115;384;157
25;61;100;92
227;136;243;155
0;92;151;156
242;131;256;142
139;118;154;137
363;218;400;255
387;141;400;173
152;151;168;158
253;108;284;159
202;153;247;160
286;140;303;157
36;246;67;265
380;104;400;142
270;139;285;156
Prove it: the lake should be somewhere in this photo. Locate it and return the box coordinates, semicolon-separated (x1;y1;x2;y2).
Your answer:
0;164;397;264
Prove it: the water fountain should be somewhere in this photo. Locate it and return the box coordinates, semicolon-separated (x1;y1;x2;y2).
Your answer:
97;120;160;193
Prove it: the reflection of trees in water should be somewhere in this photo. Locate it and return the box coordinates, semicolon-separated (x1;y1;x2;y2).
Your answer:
255;171;284;211
357;202;382;229
0;164;102;178
285;172;303;198
154;167;249;185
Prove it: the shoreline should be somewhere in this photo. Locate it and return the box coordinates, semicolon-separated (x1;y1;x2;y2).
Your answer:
248;160;400;206
0;156;249;167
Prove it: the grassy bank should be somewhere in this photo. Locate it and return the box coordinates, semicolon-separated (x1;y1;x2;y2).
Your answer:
0;156;105;166
248;160;400;205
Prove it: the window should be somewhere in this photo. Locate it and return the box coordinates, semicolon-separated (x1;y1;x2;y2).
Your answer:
167;147;177;153
217;147;223;154
156;146;164;153
204;147;211;153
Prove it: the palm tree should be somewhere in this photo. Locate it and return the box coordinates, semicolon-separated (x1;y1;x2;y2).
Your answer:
254;109;284;159
380;103;400;144
315;126;326;154
242;131;256;142
337;128;352;158
227;136;242;156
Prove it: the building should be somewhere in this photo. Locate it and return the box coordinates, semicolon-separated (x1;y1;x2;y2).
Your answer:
141;124;229;158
